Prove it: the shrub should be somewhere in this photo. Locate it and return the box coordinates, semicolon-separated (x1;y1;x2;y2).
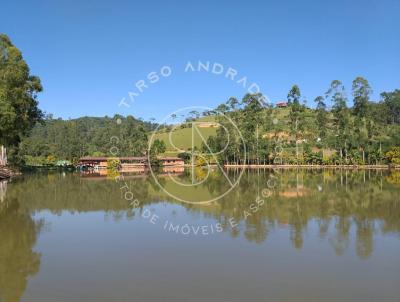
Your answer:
386;147;400;165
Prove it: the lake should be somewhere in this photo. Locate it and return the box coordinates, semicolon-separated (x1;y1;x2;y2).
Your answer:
1;168;400;302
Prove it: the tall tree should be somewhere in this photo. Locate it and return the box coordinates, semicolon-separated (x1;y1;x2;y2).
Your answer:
352;77;372;162
226;97;239;111
288;85;305;162
0;34;43;147
314;96;327;139
326;80;349;162
381;89;400;124
241;93;265;164
352;77;372;118
149;139;166;165
287;84;301;106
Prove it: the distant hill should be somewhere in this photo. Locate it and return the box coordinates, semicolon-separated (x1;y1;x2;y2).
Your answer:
15;96;400;166
18;115;153;164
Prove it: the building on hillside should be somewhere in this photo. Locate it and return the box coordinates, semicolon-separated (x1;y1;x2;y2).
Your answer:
195;122;219;128
276;102;288;108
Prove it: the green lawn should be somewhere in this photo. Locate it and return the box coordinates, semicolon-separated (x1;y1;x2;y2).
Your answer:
150;108;320;155
151;126;217;154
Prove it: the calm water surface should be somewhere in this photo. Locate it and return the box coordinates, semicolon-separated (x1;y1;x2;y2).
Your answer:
1;169;400;302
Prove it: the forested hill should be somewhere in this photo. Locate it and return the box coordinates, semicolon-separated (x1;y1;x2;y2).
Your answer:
18;115;155;164
16;83;400;166
2;34;399;167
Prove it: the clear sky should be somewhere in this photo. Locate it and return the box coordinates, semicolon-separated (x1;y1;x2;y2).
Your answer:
1;0;399;121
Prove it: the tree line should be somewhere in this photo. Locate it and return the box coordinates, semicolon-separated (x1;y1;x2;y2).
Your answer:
1;33;400;166
199;79;400;166
0;34;43;162
18;115;154;165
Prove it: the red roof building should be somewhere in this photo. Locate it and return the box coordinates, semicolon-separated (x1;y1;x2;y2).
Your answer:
276;102;288;108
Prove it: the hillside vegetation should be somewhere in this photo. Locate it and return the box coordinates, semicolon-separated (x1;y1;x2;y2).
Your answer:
197;81;400;166
17;115;152;165
11;78;400;167
2;34;400;167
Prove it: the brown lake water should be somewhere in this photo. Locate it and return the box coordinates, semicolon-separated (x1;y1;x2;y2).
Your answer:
0;169;400;302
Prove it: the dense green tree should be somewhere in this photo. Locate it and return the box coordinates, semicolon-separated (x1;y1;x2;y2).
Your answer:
18;115;152;164
149;139;166;165
381;89;400;124
287;85;305;162
288;86;305;132
215;103;229;114
352;77;372;118
0;34;43;147
385;147;400;165
226;97;239;111
326;80;350;162
287;85;301;106
352;77;372;162
314;96;328;138
241;93;266;164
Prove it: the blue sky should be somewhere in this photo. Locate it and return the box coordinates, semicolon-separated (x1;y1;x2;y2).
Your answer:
1;0;399;121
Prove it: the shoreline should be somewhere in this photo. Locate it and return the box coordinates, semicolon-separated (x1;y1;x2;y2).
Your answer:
223;164;399;170
2;164;399;179
0;166;19;179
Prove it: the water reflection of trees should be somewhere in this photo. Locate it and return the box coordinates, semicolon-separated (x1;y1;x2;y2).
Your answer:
186;169;399;257
217;169;399;258
4;170;400;259
0;180;7;203
0;197;43;302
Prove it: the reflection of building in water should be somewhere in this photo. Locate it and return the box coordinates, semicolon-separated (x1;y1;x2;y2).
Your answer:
0;180;7;203
279;187;311;198
80;166;184;179
80;169;147;178
162;166;184;173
